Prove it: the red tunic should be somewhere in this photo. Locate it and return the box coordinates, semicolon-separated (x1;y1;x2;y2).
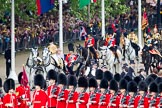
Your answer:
126;95;136;108
88;92;100;108
156;96;162;107
118;94;128;108
66;91;78;108
32;89;48;108
148;96;159;108
98;94;110;108
47;85;60;107
108;94;120;108
0;98;3;108
134;95;149;108
107;37;116;47
77;92;89;108
65;54;77;67
3;93;18;108
57;89;69;108
16;85;30;108
85;37;95;48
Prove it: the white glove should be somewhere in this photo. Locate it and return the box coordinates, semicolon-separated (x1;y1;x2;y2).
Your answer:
154;41;158;44
21;94;25;99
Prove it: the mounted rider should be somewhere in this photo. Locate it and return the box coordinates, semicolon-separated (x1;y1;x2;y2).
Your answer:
127;29;140;59
84;27;98;59
106;27;120;63
152;24;160;47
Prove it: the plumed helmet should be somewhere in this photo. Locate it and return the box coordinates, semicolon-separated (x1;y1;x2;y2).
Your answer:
0;78;2;87
155;77;162;85
18;72;23;84
57;73;67;85
148;74;158;80
89;77;98;88
95;69;103;80
68;75;77;87
127;81;137;92
110;79;118;92
3;79;15;93
78;76;88;88
149;82;158;93
138;81;147;92
119;79;128;90
145;76;154;86
34;74;45;89
68;43;74;52
124;75;132;82
100;79;108;89
134;76;142;85
114;73;121;82
158;83;162;93
104;71;113;82
47;69;57;81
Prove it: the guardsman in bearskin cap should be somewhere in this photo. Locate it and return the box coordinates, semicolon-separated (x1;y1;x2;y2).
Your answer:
108;79;120;108
65;43;78;75
66;75;78;108
133;76;142;85
98;79;109;108
32;74;48;108
145;76;154;86
76;76;89;108
16;72;30;108
135;81;148;108
87;77;100;108
84;27;98;59
0;78;3;107
127;81;138;108
114;73;121;83
46;69;58;108
57;73;68;108
148;82;158;108
103;71;113;85
95;69;103;85
118;79;128;108
157;83;162;107
3;79;18;108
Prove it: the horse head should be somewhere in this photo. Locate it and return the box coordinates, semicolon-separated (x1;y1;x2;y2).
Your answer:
31;48;39;61
42;47;50;60
99;46;108;59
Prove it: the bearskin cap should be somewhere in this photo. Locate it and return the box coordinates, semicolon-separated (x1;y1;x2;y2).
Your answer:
145;76;154;86
104;71;113;81
110;79;118;92
68;75;77;87
148;74;158;80
124;75;132;82
155;77;162;85
89;77;98;88
68;43;74;52
119;79;128;90
134;76;142;85
138;81;147;92
149;82;158;93
127;81;137;92
78;76;88;88
18;72;23;84
100;79;108;89
95;69;103;80
87;27;92;35
34;74;45;89
3;79;15;93
0;78;2;87
108;27;114;35
47;69;57;81
158;83;162;93
114;73;121;82
57;73;67;85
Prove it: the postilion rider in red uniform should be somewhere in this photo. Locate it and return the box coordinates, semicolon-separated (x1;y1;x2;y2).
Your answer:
16;72;31;108
66;75;78;108
46;69;59;108
32;74;48;108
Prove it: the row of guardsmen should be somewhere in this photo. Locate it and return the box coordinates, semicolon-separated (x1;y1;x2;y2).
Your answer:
1;69;162;108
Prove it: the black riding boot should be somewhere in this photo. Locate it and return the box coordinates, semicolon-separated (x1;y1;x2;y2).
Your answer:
114;52;120;63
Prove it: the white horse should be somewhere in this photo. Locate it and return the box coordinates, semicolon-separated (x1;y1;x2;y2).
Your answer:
99;46;122;74
124;37;136;64
25;48;39;90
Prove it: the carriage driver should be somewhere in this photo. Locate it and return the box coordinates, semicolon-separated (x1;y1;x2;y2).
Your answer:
65;43;78;75
128;29;140;60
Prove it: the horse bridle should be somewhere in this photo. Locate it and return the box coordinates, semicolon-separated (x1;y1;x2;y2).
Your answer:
125;40;133;56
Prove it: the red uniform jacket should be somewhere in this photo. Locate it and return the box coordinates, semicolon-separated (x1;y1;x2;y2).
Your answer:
0;98;3;108
85;37;95;48
47;85;60;107
98;94;109;108
156;96;162;107
126;95;136;108
57;89;69;108
118;94;128;108
65;54;77;67
108;94;120;108
32;89;48;108
16;85;30;108
3;93;18;108
88;92;100;108
148;96;159;108
134;95;149;108
66;91;78;108
77;92;89;108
